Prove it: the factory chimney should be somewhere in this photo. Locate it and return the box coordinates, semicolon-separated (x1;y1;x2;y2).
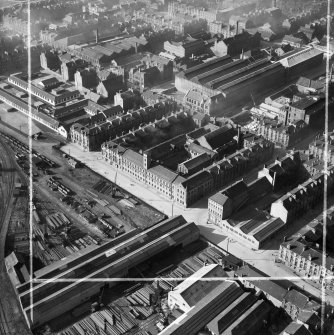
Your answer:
236;21;239;35
95;28;99;44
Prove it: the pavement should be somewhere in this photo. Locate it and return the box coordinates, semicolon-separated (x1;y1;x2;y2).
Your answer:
62;141;334;305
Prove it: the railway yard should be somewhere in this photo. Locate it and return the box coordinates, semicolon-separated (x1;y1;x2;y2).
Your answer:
0;131;164;273
0;125;165;334
0;135;31;335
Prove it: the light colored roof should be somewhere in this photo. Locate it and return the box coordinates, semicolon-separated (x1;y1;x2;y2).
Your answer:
279;47;323;68
170;264;227;308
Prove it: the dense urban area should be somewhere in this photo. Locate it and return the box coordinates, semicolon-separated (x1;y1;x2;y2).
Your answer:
1;0;334;334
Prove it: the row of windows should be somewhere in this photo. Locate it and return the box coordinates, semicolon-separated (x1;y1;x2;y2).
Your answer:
221;222;255;244
0;96;56;130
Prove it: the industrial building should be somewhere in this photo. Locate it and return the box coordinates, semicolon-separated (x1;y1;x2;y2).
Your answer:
8;73;80;107
160;280;243;335
17;216;200;328
167;264;227;312
161;274;272;335
278;47;324;79
212;211;286;250
70;35;148;67
0;86;60;131
175;56;286;113
175;47;323;114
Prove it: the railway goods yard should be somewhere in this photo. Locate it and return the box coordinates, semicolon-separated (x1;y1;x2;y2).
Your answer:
0;135;30;335
0;126;169;332
0;130;164;272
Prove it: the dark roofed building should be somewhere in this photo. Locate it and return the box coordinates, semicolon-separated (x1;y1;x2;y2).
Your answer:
208;180;249;220
288;96;325;127
196;124;236;151
177;153;212;176
222;299;272;335
258;150;301;190
212;31;261;58
206;292;258;335
96;75;125;101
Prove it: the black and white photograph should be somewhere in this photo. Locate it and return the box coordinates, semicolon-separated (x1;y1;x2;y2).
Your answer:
0;0;334;334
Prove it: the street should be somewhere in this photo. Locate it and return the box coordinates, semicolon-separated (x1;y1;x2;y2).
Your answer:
61;141;333;304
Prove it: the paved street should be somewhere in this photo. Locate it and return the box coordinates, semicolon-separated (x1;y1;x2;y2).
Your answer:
62;142;334;304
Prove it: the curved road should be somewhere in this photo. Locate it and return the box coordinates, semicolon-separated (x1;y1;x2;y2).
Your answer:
0;136;31;335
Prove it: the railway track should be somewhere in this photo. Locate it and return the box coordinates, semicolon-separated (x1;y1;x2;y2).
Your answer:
0;137;31;335
0;136;16;257
0;298;11;335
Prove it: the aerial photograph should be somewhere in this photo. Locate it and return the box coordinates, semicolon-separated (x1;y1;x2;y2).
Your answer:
1;0;334;334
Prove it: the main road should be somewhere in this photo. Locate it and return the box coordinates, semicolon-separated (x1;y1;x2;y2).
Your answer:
0;136;31;335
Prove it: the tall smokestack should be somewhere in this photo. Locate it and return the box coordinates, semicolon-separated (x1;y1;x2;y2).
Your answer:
135;42;138;53
96;28;99;44
236;21;239;35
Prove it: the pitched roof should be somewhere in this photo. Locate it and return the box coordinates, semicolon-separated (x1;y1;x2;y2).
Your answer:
181;153;211;171
197;124;235;150
280;322;312;335
169;264;227;308
210;192;229;206
180;169;213;189
122;149;143;167
148;165;178;183
235;265;288;302
283;35;306;44
207;292;257;335
279;48;323;68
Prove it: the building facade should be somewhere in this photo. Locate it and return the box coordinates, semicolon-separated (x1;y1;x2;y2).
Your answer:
279;241;334;291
